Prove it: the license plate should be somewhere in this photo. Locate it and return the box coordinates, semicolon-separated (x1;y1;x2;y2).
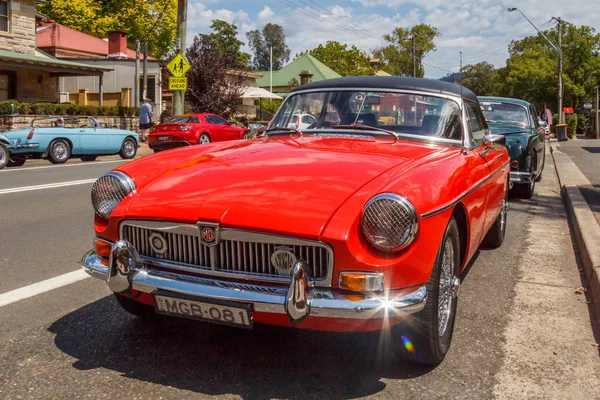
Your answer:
158;136;170;141
152;292;253;328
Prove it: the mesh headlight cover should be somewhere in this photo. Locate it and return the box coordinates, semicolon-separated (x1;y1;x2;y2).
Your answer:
361;193;419;251
91;172;135;219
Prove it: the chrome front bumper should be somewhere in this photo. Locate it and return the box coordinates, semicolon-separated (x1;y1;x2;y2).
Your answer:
82;240;427;323
510;171;534;184
9;143;40;150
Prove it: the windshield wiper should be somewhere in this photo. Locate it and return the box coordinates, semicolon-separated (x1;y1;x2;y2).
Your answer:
264;127;303;136
330;124;399;140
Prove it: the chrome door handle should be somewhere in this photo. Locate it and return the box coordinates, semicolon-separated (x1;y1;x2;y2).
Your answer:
495;154;504;159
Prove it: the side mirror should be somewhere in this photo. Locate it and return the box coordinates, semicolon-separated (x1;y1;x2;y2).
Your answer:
483;134;505;148
227;121;233;125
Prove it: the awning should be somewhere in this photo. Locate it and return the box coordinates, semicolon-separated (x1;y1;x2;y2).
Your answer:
0;49;112;77
240;87;282;100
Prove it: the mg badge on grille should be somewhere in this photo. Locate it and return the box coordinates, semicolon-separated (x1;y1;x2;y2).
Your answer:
149;232;168;255
198;223;219;246
271;246;298;275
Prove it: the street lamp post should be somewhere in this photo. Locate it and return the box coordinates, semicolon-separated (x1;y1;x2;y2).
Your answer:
508;8;565;124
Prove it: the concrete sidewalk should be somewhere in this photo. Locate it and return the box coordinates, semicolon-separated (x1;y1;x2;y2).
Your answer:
551;136;600;326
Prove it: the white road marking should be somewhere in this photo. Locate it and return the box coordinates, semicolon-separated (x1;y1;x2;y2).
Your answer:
0;159;129;173
0;270;90;308
0;178;96;195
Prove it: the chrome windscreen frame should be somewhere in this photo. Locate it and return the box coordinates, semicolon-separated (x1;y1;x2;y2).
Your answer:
268;87;474;149
118;220;335;287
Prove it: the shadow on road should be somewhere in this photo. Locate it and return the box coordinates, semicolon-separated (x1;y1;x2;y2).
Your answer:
48;296;435;399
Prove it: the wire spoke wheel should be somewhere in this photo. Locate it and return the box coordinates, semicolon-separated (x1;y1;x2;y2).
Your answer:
53;142;68;161
438;237;456;337
124;140;135;157
0;145;6;166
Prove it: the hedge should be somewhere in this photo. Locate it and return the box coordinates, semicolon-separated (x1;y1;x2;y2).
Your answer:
0;101;139;117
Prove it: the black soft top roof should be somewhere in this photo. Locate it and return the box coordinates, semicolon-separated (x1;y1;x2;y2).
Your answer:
291;76;478;103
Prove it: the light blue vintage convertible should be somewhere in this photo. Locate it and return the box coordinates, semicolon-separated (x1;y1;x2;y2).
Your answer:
0;133;9;169
3;116;139;167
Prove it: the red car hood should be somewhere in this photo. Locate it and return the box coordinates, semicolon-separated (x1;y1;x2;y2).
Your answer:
120;137;443;238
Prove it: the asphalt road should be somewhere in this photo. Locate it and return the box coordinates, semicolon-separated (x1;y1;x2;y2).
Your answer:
0;150;599;399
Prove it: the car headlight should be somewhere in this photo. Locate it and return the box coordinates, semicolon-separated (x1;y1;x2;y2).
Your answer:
91;171;136;219
361;193;419;251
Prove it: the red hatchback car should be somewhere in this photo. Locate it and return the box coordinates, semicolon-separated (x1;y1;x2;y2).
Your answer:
148;113;248;152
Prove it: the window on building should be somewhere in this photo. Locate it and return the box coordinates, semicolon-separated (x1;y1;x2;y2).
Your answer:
0;73;14;101
139;76;156;102
0;1;8;32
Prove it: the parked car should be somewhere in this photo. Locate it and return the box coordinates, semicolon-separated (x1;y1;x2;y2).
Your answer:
148;113;248;152
538;119;550;137
0;133;10;169
286;113;318;129
82;76;509;366
479;96;545;199
247;123;265;138
4;116;138;167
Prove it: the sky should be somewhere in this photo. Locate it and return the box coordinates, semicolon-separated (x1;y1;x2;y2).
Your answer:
186;0;600;79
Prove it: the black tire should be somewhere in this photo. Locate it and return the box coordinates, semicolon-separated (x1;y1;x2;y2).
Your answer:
47;139;71;164
119;138;137;159
514;152;536;199
0;142;8;169
7;156;26;167
114;294;157;319
483;179;509;248
80;156;97;162
199;133;211;144
395;217;461;365
153;149;162;154
535;152;544;182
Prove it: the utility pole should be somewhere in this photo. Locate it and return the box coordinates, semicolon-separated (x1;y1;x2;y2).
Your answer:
173;0;188;117
134;40;140;107
269;46;273;93
412;36;416;77
142;42;148;101
553;17;565;124
595;85;599;139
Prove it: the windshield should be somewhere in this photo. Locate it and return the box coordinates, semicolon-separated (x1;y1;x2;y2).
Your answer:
167;116;196;124
481;102;530;128
269;90;463;141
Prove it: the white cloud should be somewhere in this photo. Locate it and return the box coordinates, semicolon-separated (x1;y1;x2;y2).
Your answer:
258;6;275;20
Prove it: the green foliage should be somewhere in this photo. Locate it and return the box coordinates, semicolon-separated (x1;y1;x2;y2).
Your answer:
287;77;300;88
0;101;138;117
37;0;177;59
460;62;504;96
298;41;375;77
373;24;439;77
254;99;282;114
567;113;578;137
503;23;600;112
247;24;291;70
204;20;251;69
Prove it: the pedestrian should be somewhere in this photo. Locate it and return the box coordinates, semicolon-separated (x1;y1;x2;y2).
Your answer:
139;98;153;142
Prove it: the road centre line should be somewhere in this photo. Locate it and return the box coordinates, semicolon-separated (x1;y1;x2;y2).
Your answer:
0;270;90;308
0;178;97;195
0;159;127;173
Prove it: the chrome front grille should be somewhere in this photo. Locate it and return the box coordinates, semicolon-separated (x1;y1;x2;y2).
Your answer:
120;221;333;286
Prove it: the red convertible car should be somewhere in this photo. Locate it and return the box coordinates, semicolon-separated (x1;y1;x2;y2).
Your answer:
148;113;248;152
83;77;509;365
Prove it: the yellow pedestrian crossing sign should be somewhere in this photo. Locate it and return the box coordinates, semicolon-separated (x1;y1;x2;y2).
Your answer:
166;53;191;77
169;77;187;91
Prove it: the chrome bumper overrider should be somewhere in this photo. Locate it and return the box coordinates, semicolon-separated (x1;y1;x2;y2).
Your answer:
81;240;427;323
510;171;534;184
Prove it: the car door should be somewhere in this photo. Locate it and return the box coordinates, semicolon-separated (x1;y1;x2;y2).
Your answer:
79;118;108;154
210;115;239;141
204;115;226;142
529;105;545;172
465;101;508;232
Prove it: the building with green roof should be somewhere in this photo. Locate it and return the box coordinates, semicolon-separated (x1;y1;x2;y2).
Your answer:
256;54;341;97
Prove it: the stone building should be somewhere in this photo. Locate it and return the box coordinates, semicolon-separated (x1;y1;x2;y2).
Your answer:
0;0;109;103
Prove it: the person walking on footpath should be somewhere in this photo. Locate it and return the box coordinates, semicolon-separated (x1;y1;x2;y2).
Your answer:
139;98;153;142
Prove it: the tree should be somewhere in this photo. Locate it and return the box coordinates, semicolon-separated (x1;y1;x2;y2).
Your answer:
502;23;600;112
185;35;246;115
373;24;439;77
246;23;291;70
298;41;375;76
37;0;177;59
460;62;503;96
204;20;251;69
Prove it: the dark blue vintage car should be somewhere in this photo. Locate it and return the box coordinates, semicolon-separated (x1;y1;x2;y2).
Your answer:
4;116;139;167
478;97;546;199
